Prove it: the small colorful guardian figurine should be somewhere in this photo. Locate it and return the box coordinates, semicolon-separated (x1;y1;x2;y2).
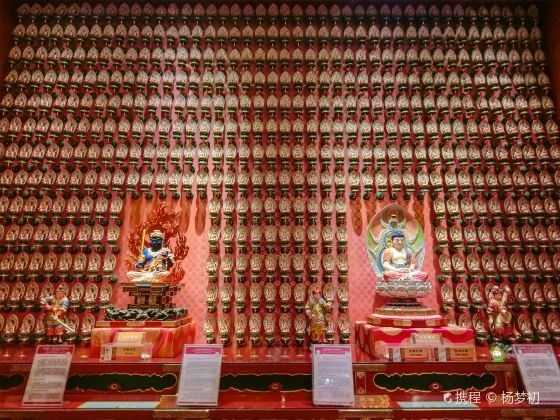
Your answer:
305;284;331;344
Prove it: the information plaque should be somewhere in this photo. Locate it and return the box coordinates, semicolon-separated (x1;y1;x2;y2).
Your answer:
22;345;74;407
176;344;223;406
312;344;354;406
514;344;560;405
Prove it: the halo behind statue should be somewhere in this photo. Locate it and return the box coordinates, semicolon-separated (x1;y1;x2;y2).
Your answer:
366;204;425;279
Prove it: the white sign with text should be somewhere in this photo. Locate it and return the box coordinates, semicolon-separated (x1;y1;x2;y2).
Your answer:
22;345;74;407
514;344;560;404
177;344;222;406
312;344;354;406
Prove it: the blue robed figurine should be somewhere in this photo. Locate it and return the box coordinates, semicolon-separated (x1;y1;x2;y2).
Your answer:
127;230;175;283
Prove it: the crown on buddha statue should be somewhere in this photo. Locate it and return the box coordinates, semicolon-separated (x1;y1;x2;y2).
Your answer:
390;229;406;239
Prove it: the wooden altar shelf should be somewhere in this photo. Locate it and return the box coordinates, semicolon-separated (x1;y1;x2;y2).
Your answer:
1;347;559;419
0;403;558;420
0;383;558;419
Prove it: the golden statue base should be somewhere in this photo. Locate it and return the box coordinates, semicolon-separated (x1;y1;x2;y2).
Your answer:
120;282;182;310
367;299;445;328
